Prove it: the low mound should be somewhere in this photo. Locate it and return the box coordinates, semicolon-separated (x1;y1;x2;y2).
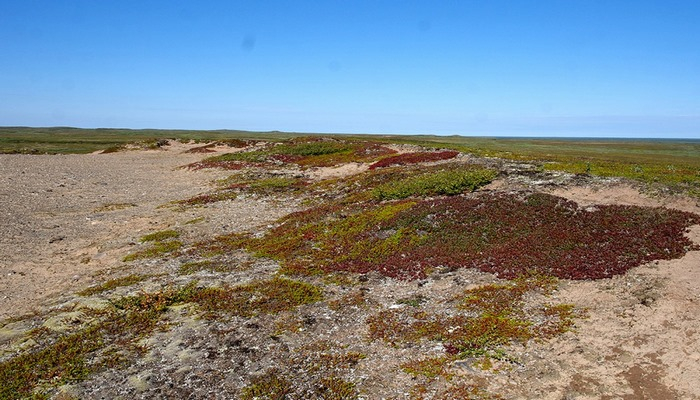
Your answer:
368;150;459;169
187;137;397;170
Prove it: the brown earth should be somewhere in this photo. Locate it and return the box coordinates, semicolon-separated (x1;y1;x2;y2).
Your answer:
1;142;699;399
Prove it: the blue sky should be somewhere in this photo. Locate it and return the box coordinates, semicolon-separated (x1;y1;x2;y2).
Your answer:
1;1;699;138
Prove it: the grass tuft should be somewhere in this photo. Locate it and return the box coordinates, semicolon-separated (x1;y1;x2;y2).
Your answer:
140;229;179;242
77;274;148;296
240;370;293;400
123;240;183;262
184;277;324;319
177;260;250;275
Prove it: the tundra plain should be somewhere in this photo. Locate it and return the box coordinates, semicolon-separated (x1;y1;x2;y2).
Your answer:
1;130;699;399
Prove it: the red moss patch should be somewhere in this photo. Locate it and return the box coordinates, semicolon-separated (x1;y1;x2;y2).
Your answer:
369;150;459;170
249;193;699;280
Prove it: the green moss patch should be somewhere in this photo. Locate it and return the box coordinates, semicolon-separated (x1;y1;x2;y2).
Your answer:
187;233;250;258
371;167;497;200
309;162;496;204
123;240;183;262
219;173;311;196
188;277;323;319
140;229;180;242
122;230;185;261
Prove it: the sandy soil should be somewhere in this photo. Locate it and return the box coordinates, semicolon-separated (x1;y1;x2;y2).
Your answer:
0;142;274;320
1;145;699;399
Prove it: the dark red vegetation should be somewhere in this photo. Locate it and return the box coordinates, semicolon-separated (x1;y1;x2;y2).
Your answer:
184;143;217;153
250;193;700;280
185;137;397;170
368;150;460;170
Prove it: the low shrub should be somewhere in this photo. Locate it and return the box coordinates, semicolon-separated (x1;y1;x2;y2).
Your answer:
78;274;148;296
123;240;183;262
175;190;238;206
140;229;179;242
369;150;459;169
183;277;324;319
371;167;497;200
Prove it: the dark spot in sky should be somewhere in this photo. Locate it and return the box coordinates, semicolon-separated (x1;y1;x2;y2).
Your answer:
241;35;256;52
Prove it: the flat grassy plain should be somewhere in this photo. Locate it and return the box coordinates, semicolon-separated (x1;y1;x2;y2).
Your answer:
363;134;700;194
2;127;699;195
0;127;298;154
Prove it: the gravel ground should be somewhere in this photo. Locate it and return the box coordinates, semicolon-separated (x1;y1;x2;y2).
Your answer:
0;142;294;320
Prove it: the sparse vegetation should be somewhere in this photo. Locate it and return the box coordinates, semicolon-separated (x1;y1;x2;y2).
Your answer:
369;275;579;375
178;259;251;275
94;202;136;212
0;284;179;400
77;274;148;296
175;190;238;206
123;240;183;262
240;341;363;399
0;276;324;399
3;131;700;399
140;229;180;242
221;173;311;196
187;136;396;170
0;127;296;154
174;173;310;207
